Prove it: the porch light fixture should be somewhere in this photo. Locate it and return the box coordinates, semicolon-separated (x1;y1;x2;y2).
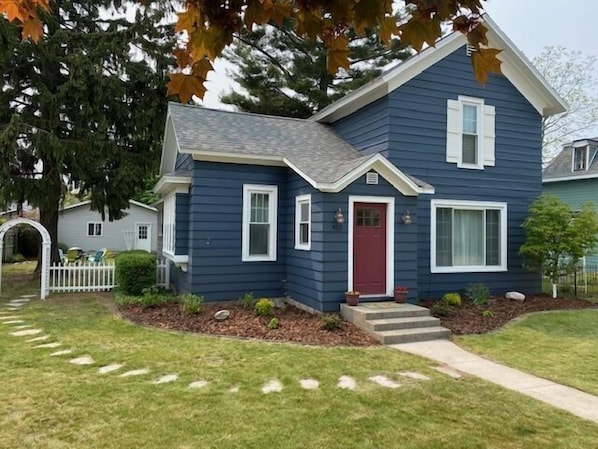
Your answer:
334;208;345;224
402;210;412;225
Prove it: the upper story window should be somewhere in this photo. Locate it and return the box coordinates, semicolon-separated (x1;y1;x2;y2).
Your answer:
87;222;102;237
573;146;588;171
446;96;495;169
162;194;176;255
242;184;278;262
295;194;311;250
431;199;507;273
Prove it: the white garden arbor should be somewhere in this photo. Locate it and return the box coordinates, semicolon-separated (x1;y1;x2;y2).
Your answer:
0;218;51;299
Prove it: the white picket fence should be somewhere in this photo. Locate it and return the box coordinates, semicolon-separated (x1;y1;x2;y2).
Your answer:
49;259;169;293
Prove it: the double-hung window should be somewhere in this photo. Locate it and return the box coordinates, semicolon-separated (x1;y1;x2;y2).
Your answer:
87;222;102;237
573;146;587;171
162;194;176;255
461;103;479;165
431;200;507;272
295;194;311;250
242;185;278;261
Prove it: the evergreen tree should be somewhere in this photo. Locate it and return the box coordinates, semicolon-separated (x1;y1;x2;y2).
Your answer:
221;20;411;118
0;0;175;263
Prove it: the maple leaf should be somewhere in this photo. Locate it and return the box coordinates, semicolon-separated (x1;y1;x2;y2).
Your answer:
378;15;399;45
0;0;25;22
471;48;502;84
191;57;213;79
466;22;488;48
173;48;191;69
399;14;441;51
175;5;199;34
325;34;351;74
21;15;42;41
167;73;206;103
244;0;270;28
295;9;324;40
268;0;292;28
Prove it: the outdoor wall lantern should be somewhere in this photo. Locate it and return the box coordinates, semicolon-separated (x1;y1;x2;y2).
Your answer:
402;210;412;225
334;208;345;224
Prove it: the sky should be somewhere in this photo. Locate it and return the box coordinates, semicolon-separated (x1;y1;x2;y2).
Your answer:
200;0;598;109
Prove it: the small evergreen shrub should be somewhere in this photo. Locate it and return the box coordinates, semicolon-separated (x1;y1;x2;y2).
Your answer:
467;282;490;306
115;251;156;296
430;301;452;317
267;317;279;330
320;313;342;331
481;310;494;319
254;298;274;316
140;286;166;309
9;253;25;263
441;292;462;307
239;292;255;309
180;293;204;316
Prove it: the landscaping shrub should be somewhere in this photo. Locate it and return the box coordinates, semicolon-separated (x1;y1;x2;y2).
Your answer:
140;286;166;309
267;317;279;330
467;282;490;306
430;301;452;317
9;253;25;263
115;251;156;295
58;242;69;253
441;292;462;307
239;292;255;309
320;313;342;331
180;293;204;316
254;298;274;316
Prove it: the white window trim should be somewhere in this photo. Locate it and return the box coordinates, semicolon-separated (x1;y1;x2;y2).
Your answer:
572;146;589;172
457;96;485;170
86;222;103;237
242;184;278;262
348;196;395;296
162;194;176;255
294;194;311;251
430;199;508;273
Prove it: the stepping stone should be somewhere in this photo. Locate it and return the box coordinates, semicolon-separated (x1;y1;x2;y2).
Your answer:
229;385;240;393
398;372;431;381
50;349;73;357
434;366;463;379
153;374;179;384
11;299;29;303
369;375;401;389
70;355;95;365
7;304;23;308
2;320;26;324
262;380;283;394
10;329;42;337
26;335;50;342
14;325;32;329
34;342;62;349
6;308;20;312
120;368;150;377
188;380;209;389
98;363;124;374
337;375;356;390
20;295;36;298
299;379;320;390
0;316;22;321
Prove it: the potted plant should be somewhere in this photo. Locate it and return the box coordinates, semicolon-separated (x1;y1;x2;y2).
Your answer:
345;290;360;306
394;286;408;303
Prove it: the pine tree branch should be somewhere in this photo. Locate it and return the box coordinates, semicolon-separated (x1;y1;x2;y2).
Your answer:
232;34;294;79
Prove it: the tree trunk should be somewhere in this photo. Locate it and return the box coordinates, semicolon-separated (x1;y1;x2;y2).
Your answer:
35;160;62;272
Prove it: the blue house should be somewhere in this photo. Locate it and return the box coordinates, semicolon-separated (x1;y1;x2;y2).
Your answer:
543;138;598;265
155;16;566;312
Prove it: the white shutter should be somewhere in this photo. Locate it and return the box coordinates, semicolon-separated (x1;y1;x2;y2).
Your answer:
483;104;496;167
446;99;461;163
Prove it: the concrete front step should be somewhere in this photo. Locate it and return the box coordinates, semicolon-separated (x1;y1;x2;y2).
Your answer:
340;302;451;344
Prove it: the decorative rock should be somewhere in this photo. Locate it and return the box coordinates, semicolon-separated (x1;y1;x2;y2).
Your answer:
2;320;26;324
0;316;22;321
34;342;62;349
337;375;356;390
369;375;401;389
26;335;50;342
69;355;95;365
434;366;463;379
506;291;525;301
214;310;230;321
299;379;320;390
262;379;283;394
7;303;23;308
10;329;42;337
189;380;209;389
398;372;431;381
120;368;150;377
13;325;32;329
50;349;73;356
229;385;240;393
98;364;124;374
153;374;179;384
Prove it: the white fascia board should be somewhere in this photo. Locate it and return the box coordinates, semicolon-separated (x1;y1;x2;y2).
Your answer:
542;173;598;183
128;199;158;212
59;200;92;212
189;150;286;167
282;158;319;189
153;175;192;195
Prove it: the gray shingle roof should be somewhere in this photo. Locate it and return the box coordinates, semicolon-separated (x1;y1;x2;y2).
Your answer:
543;138;598;181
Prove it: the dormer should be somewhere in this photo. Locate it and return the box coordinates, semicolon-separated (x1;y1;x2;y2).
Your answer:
571;140;598;172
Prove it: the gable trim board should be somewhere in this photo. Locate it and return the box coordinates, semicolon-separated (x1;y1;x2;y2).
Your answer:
543;173;598;183
60;199;157;213
348;196;395;297
154;175;192;195
311;15;566;124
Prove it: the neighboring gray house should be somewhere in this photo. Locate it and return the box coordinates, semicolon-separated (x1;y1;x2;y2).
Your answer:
543;138;598;264
57;200;158;253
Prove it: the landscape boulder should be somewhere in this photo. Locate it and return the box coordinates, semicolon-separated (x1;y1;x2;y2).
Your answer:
505;291;525;302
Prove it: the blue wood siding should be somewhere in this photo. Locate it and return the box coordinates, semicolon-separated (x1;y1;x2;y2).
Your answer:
185;161;287;300
175;153;193;171
544;180;598;264
332;45;544;298
174;193;189;256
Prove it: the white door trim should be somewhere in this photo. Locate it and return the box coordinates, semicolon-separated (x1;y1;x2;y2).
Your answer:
348;196;395;296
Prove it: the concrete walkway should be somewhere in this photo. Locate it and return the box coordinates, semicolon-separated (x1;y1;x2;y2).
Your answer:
392;340;598;424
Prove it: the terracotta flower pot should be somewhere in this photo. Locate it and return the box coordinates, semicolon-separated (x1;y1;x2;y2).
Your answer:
394;288;408;303
345;292;360;306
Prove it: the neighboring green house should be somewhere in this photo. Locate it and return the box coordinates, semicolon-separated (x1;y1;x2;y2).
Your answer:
543;138;598;265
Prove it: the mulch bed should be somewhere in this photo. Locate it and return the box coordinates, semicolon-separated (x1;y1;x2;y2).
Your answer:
119;295;597;345
119;302;380;346
421;294;597;335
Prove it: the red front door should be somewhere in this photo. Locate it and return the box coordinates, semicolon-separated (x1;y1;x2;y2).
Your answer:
353;203;386;295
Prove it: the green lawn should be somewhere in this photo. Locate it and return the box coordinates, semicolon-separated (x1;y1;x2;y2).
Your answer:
456;309;598;396
1;272;598;447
